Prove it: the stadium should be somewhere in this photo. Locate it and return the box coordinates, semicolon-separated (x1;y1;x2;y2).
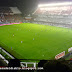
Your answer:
0;0;72;71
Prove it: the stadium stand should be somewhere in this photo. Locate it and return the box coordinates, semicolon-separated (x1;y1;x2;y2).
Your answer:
32;5;72;28
0;7;13;14
0;7;24;24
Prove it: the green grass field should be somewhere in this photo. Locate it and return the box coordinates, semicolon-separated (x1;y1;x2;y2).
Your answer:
0;23;72;60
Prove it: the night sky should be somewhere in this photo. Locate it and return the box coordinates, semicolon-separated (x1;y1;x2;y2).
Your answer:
0;0;72;15
0;0;72;6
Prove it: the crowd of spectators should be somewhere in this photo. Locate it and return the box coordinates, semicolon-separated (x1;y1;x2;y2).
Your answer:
32;6;72;28
35;6;72;15
4;14;24;23
0;14;24;24
0;7;25;24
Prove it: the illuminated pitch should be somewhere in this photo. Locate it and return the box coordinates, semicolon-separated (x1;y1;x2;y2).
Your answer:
38;2;72;7
0;23;72;60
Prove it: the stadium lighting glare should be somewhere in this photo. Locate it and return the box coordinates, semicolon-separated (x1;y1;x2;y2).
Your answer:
38;2;72;7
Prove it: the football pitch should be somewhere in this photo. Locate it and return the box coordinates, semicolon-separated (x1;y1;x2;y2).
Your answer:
0;23;72;60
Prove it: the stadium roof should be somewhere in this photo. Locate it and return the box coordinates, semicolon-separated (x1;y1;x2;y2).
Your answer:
38;2;72;7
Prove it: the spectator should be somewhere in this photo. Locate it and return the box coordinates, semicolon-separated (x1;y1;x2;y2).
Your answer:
8;59;20;72
43;60;72;72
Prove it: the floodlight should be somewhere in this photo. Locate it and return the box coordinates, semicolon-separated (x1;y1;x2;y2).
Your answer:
38;2;72;7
